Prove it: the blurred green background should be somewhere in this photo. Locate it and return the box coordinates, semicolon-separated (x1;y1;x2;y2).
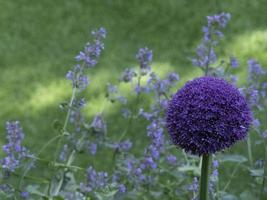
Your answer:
0;0;267;197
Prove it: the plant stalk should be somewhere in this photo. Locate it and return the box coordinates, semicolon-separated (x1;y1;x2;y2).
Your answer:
199;154;211;200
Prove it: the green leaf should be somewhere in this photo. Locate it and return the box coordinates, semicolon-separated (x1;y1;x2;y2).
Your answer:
240;191;256;200
178;165;200;175
52;119;63;131
249;168;264;177
221;194;238;200
26;185;48;197
219;154;248;163
0;191;13;199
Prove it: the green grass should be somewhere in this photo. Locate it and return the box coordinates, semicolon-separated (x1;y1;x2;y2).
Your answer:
0;0;267;197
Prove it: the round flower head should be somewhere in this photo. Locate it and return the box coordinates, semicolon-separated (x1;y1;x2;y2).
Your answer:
166;76;252;155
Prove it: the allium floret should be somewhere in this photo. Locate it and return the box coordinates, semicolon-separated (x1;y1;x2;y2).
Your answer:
166;76;252;155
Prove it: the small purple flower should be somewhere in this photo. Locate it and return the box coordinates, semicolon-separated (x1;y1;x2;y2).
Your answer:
188;177;199;193
262;130;267;139
89;143;97;155
166;76;252;155
230;57;239;68
20;191;29;199
75;27;106;68
121;68;136;82
80;166;108;193
252;118;260;129
1;121;29;172
248;59;266;81
118;184;126;193
136;47;153;75
91;114;106;133
166;154;177;165
118;140;132;151
207;12;231;28
167;72;179;83
59;144;68;161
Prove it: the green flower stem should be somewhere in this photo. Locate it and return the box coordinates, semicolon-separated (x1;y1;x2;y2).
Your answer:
222;163;240;192
113;73;142;159
54;87;77;162
260;141;267;200
18;134;63;189
199;154;211;200
247;134;253;167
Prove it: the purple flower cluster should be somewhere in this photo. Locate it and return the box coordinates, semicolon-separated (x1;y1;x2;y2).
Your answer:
247;59;266;82
66;27;106;90
80;166;108;193
1;121;29;172
136;47;153;75
75;27;106;68
192;13;231;71
166;76;252;155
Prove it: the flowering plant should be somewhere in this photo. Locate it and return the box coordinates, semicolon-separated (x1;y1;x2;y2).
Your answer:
0;12;266;200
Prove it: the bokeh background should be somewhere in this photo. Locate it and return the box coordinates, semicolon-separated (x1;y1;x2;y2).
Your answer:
1;0;267;196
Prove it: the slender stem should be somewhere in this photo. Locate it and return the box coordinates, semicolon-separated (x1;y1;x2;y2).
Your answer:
54;87;77;162
199;154;211;200
260;141;267;200
222;163;240;192
113;73;142;159
247;134;253;167
182;150;189;165
18;134;63;189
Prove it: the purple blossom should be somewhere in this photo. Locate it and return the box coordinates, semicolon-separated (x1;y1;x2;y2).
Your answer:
121;68;136;82
167;72;180;83
66;65;89;90
20;191;29;199
192;12;231;70
166;154;177;165
252;118;260;129
118;184;126;193
136;47;153;75
230;57;239;68
248;59;266;81
75;27;106;68
207;12;231;28
1;121;29;172
80;166;108;193
166;76;252;155
91;114;106;133
188;177;199;193
59;144;68;161
89;143;97;155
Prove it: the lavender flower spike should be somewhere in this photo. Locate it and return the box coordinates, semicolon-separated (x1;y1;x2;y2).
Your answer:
166;76;252;155
1;121;29;172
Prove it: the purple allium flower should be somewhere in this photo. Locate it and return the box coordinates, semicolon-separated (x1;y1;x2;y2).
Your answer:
166;76;252;155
